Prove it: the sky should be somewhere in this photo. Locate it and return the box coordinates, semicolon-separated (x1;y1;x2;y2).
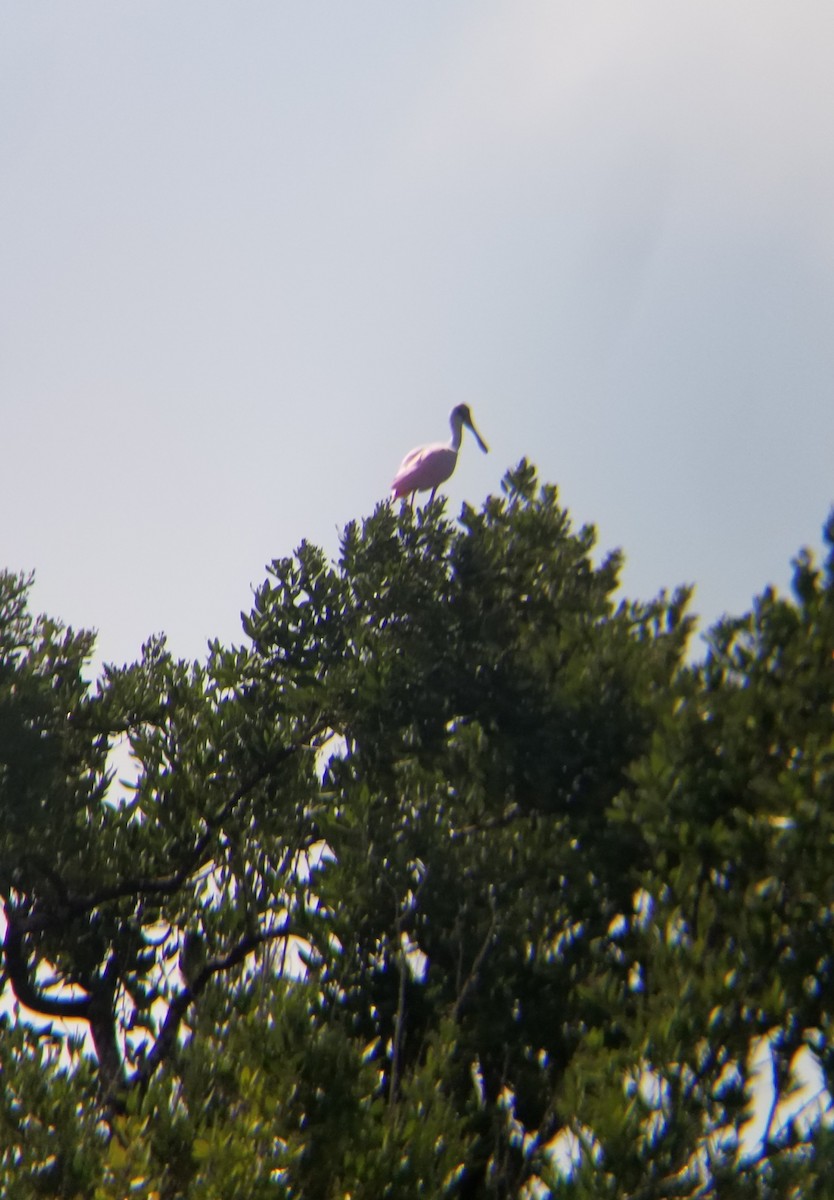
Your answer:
2;2;833;669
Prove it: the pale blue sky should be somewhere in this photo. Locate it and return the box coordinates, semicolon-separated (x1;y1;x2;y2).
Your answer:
2;2;833;667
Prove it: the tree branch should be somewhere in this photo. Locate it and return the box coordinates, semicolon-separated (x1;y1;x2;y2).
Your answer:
88;954;127;1101
26;741;301;928
131;924;289;1091
451;889;498;1023
450;804;524;841
2;910;90;1020
388;940;409;1108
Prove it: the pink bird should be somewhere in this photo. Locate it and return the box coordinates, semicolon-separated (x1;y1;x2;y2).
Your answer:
391;405;489;502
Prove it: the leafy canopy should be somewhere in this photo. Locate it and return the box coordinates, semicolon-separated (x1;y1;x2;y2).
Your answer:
1;462;833;1198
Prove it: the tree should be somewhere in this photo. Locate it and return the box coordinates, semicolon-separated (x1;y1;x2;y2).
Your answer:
0;462;832;1198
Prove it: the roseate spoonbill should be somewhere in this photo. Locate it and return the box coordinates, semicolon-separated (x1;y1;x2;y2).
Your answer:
391;405;489;502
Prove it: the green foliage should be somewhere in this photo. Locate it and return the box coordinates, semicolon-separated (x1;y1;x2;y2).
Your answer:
1;466;833;1197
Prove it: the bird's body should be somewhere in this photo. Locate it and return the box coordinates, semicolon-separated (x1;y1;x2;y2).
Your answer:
391;404;488;501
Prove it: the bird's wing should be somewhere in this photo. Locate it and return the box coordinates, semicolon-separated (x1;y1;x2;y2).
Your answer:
391;443;455;495
394;445;429;476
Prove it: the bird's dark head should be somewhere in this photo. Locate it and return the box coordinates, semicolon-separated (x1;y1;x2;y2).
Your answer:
451;404;489;453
